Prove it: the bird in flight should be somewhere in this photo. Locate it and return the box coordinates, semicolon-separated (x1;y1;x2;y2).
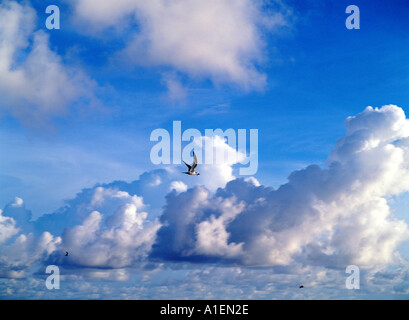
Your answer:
299;285;304;289
183;151;200;175
65;251;69;257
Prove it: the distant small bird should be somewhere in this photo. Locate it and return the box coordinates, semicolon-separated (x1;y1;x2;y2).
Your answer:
183;151;200;176
299;285;304;288
65;251;69;256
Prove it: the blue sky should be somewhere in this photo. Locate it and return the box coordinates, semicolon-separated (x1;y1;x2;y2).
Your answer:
1;0;409;299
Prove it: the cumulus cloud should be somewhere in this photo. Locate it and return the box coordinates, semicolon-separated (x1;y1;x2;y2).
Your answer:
188;135;248;191
0;1;97;126
1;197;34;234
72;0;289;90
0;197;59;279
0;231;60;279
0;210;19;244
170;181;188;193
0;133;246;275
1;105;409;285
152;105;409;268
33;136;246;236
33;169;175;236
48;188;160;269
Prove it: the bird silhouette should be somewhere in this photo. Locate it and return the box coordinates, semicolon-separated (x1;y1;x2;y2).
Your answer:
299;285;304;288
65;251;69;256
183;151;200;175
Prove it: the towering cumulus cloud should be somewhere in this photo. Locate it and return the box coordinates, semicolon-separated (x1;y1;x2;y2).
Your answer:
1;105;409;279
152;105;409;267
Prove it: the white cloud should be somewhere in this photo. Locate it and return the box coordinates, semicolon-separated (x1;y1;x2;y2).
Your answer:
1;197;33;234
0;231;61;278
52;188;160;269
188;135;247;191
0;210;19;244
10;197;24;208
244;176;261;186
152;105;409;268
0;1;97;126
72;0;289;90
194;197;245;258
170;181;188;193
2;105;409;285
32;133;247;236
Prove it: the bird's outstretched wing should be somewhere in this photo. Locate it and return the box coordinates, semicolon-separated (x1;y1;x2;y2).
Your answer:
183;160;192;171
192;151;198;170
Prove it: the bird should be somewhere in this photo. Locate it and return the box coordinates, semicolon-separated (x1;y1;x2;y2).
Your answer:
299;285;304;288
183;151;200;175
65;251;69;257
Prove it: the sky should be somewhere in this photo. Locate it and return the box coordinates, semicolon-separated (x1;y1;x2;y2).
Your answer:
1;0;409;300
